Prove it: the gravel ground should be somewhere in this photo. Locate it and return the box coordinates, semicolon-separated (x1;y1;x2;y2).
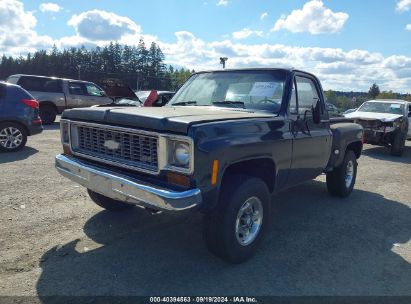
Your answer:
0;119;410;296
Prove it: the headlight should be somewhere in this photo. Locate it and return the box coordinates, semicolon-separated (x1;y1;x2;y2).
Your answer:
393;118;402;128
174;142;190;166
160;137;193;174
60;121;69;144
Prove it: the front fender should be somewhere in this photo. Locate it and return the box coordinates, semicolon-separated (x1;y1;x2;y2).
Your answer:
188;117;292;208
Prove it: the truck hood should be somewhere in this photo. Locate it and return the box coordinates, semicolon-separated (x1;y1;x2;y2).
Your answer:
61;106;274;134
344;111;403;122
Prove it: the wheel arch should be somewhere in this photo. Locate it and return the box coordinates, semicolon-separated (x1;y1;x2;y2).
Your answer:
346;140;362;159
221;158;277;193
39;101;58;112
0;120;30;136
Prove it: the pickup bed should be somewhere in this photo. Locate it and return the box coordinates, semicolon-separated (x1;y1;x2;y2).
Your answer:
55;68;363;263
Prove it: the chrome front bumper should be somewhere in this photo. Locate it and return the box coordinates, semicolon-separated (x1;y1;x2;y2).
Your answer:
55;154;202;212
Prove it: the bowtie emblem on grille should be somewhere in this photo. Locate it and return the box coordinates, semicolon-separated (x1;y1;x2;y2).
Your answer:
104;139;120;151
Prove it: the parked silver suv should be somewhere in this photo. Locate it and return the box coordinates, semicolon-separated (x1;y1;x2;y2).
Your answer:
6;75;112;124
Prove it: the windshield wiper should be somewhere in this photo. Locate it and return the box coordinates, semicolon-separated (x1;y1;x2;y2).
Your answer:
212;100;245;108
172;101;198;106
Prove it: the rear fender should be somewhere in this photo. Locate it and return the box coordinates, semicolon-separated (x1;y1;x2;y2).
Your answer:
327;123;363;171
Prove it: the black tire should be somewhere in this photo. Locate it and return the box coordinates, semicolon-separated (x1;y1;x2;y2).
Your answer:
390;131;406;156
0;122;27;152
87;189;134;211
326;150;357;198
204;175;271;264
39;104;57;125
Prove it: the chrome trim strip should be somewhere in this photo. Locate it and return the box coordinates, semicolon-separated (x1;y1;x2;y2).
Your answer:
55;154;202;211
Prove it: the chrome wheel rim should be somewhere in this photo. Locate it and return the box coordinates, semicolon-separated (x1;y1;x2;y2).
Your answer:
345;160;354;188
0;127;23;149
235;196;263;246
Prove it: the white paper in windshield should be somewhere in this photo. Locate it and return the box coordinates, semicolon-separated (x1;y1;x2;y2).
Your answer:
249;82;278;97
390;104;401;108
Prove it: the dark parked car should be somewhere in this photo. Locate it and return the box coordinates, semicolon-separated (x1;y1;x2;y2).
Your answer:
56;68;363;263
0;82;43;152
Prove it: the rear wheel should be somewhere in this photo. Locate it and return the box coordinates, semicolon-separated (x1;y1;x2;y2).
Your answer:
39;104;57;125
0;122;27;152
326;150;357;198
87;189;134;211
204;175;270;263
391;131;406;156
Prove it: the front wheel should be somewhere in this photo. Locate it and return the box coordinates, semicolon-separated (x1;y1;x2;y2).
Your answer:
326;150;357;198
87;189;134;211
391;131;406;156
0;122;27;152
204;175;271;264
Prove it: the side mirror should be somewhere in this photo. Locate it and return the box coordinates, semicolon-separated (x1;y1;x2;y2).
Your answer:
312;98;322;124
408;111;411;117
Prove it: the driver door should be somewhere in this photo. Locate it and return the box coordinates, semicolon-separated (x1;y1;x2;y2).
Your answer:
288;75;332;185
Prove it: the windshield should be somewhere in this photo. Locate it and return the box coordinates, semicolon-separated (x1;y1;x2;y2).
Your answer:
114;98;141;106
136;91;151;102
357;102;404;114
169;70;287;113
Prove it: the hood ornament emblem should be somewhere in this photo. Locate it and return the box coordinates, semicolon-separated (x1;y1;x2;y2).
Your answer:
104;139;120;151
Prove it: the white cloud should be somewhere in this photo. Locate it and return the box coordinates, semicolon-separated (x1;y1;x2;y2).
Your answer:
406;24;411;31
160;34;411;92
272;0;349;34
232;28;263;39
217;0;228;6
396;0;411;12
0;0;54;55
1;1;411;92
67;10;141;41
39;2;61;13
260;12;268;20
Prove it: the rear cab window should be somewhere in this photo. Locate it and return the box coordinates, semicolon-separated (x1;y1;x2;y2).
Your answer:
17;76;63;93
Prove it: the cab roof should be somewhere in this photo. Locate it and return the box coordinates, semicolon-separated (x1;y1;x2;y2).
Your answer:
7;74;93;84
368;99;408;104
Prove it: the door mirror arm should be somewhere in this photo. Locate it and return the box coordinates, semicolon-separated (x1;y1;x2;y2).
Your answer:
312;98;322;124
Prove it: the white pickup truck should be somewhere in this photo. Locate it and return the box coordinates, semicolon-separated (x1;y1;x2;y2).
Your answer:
344;99;411;156
7;74;112;124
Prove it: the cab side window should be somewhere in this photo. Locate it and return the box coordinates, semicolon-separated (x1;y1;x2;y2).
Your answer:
85;83;105;97
18;77;62;93
68;82;86;95
295;76;320;116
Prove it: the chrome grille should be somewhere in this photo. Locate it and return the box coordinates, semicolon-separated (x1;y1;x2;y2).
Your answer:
72;124;158;172
356;119;382;129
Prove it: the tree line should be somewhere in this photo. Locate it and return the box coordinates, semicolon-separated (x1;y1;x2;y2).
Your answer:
0;39;193;91
325;83;411;111
1;41;411;106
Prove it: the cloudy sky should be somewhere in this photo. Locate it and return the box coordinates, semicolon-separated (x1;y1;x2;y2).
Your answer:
1;0;411;92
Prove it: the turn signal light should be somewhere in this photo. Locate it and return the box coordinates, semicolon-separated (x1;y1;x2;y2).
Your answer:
63;145;72;156
166;172;191;188
211;160;219;185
